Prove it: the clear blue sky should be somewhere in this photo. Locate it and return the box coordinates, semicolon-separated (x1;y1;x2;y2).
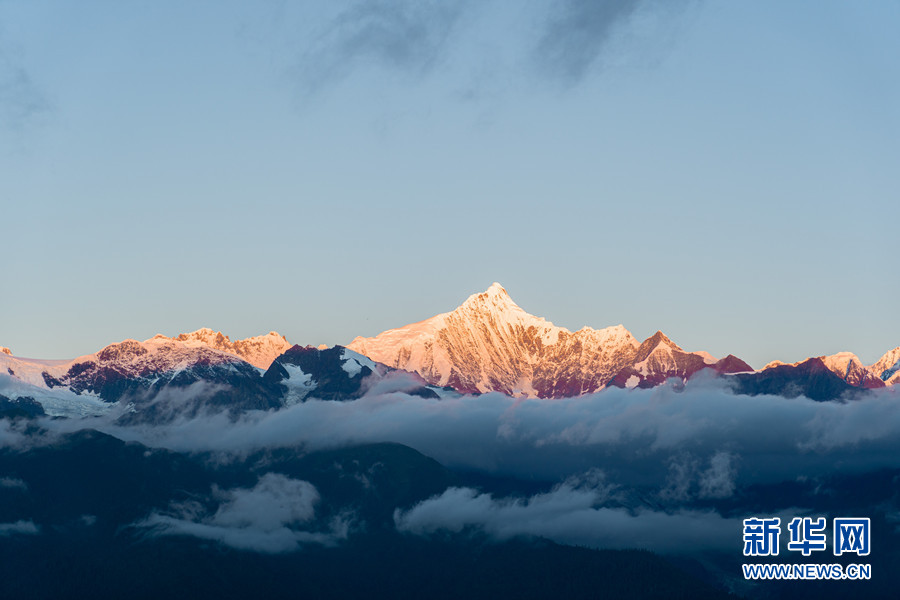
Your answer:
2;1;898;367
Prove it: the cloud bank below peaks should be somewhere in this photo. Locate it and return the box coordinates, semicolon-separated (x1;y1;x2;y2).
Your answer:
67;373;900;495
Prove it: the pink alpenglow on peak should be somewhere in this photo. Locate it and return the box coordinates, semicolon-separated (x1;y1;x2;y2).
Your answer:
760;352;891;389
152;328;293;369
607;331;753;390
871;347;900;386
1;347;11;356
817;352;885;389
347;283;748;398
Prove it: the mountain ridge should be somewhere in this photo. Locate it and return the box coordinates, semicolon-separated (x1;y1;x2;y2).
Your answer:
348;283;751;398
2;284;896;411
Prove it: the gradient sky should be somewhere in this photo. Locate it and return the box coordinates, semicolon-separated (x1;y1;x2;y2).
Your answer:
1;1;898;367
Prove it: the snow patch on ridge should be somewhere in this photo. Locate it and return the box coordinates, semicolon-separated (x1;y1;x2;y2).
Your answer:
159;328;292;369
818;352;883;387
0;375;110;418
280;364;315;406
340;349;377;377
696;351;718;365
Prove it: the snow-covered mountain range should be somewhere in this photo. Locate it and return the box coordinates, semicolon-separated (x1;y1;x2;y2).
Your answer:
0;331;438;418
348;283;899;399
2;283;898;416
765;350;897;390
868;347;900;386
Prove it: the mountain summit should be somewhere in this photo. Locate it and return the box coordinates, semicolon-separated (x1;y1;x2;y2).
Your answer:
348;283;745;398
871;347;900;386
153;328;292;369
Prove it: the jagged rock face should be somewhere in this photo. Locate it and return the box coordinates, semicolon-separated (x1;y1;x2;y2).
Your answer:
527;327;640;397
1;337;441;420
264;345;380;403
817;352;886;389
264;345;438;403
349;284;640;397
730;358;862;402
608;332;753;389
348;283;744;398
155;328;292;369
40;337;262;403
871;347;900;386
763;352;889;390
0;335;280;421
1;330;296;414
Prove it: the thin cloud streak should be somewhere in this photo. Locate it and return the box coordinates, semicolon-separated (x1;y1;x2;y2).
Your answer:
275;0;696;97
295;0;467;93
535;0;645;83
134;473;348;553
0;520;39;536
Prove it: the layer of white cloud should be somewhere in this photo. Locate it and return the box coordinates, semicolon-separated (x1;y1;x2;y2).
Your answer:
0;520;39;536
395;471;737;552
63;377;900;493
6;376;900;509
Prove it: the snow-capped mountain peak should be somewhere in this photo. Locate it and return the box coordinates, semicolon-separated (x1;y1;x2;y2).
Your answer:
347;283;748;398
477;281;510;298
460;282;516;309
871;347;900;386
0;328;297;417
0;335;260;417
456;282;553;330
815;352;884;389
635;331;680;358
339;347;379;378
607;330;751;390
821;351;863;375
152;328;292;369
1;347;11;356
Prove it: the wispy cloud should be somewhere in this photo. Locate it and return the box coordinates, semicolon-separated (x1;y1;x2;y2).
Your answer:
659;450;738;502
0;520;39;536
0;476;28;491
134;473;349;553
0;417;32;449
296;0;467;92
273;0;696;98
534;0;646;84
